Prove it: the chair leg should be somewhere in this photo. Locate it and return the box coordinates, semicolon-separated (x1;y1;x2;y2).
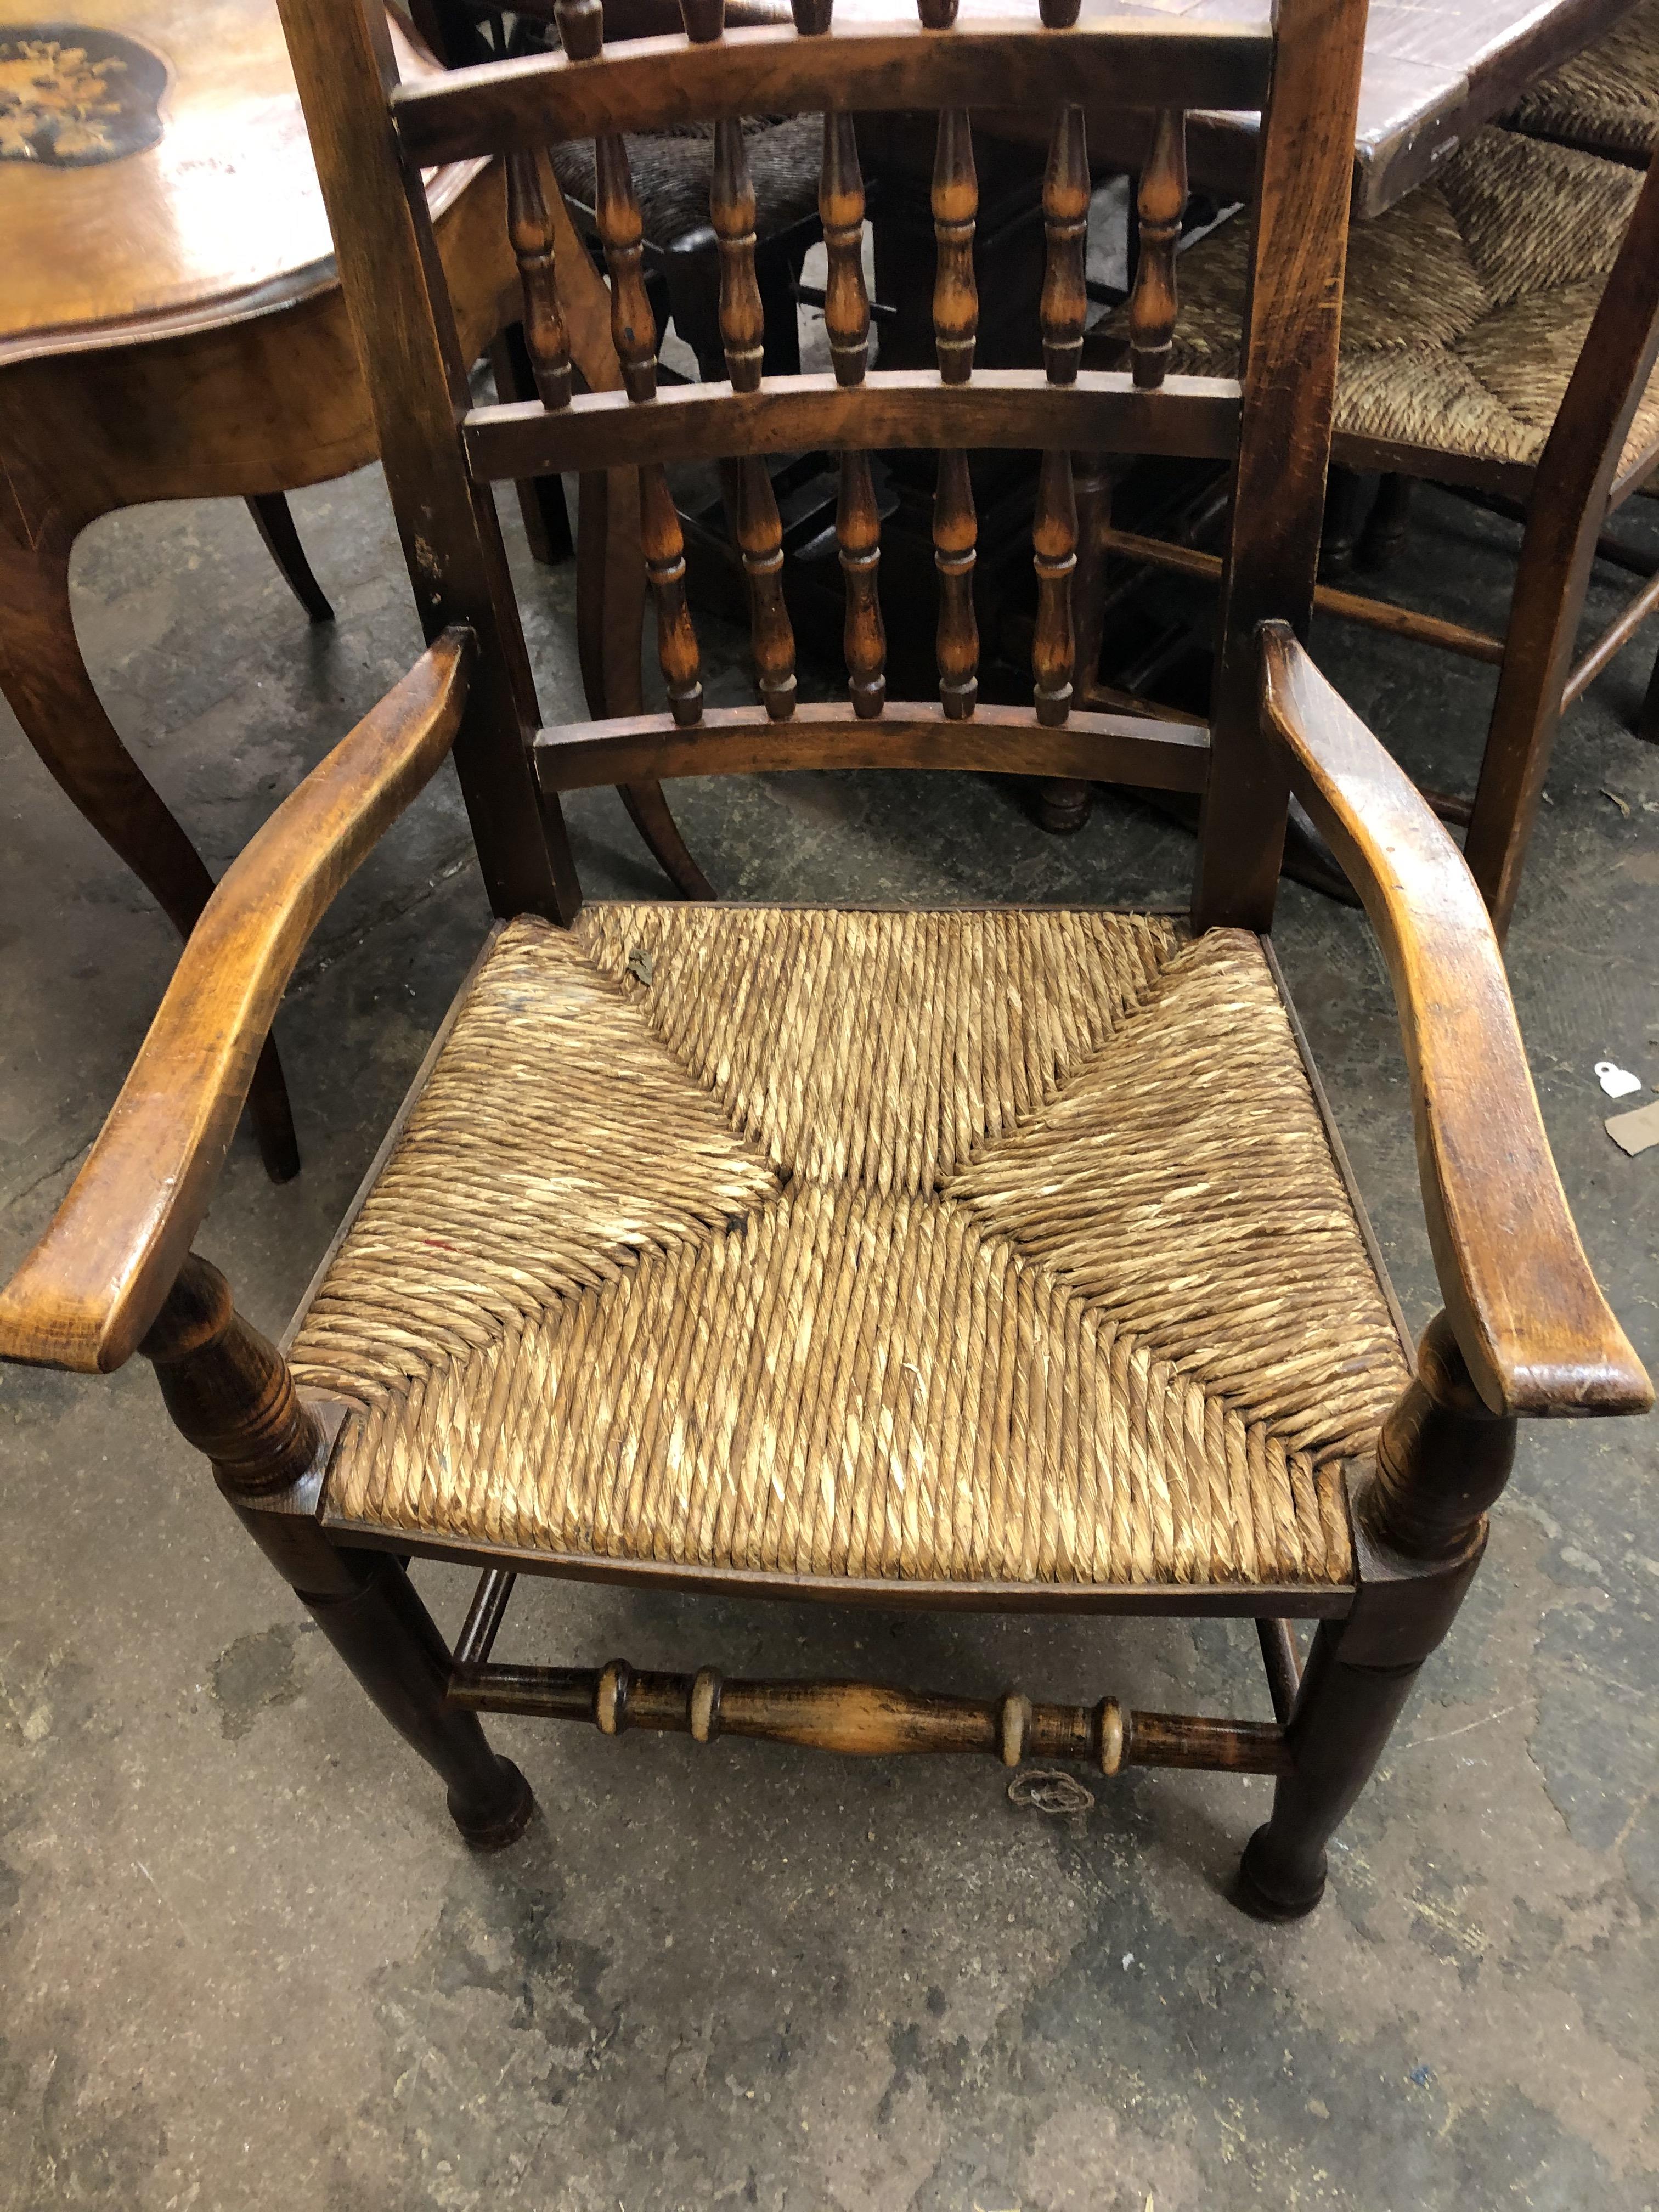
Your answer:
1317;465;1368;580
487;328;574;565
1238;1626;1422;1916
1238;1310;1516;1918
244;494;334;625
1638;644;1659;742
141;1253;533;1848
1357;472;1413;573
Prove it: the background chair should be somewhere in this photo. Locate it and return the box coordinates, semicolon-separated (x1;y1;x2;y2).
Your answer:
0;0;1646;1930
1060;125;1659;940
1509;0;1659;162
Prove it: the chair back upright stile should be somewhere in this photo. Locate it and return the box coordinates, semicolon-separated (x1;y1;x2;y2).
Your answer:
273;0;1370;933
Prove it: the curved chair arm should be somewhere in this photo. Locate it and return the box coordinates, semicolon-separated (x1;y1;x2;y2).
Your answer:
0;631;474;1378
1260;624;1650;1420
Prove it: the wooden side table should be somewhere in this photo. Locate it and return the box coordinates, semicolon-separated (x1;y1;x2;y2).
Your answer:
0;0;699;1180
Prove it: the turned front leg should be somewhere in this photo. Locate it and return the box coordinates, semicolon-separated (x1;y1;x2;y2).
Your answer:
1240;1312;1517;1917
140;1255;533;1847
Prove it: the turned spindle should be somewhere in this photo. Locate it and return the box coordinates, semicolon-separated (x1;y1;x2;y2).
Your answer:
713;119;765;393
821;113;870;388
1040;105;1088;386
838;449;886;719
505;152;572;410
917;0;958;24
935;447;978;720
1127;108;1187;392
932;109;977;386
641;467;703;726
1031;449;1076;727
679;0;725;37
740;456;797;719
791;0;834;29
581;58;703;725
594;136;658;402
1037;0;1081;20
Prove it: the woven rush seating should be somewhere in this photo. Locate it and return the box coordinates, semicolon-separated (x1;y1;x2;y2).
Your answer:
1509;0;1659;163
1118;128;1659;476
550;119;823;258
291;905;1408;1590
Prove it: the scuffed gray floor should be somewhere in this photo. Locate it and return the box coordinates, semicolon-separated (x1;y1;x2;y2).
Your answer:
1;459;1655;2211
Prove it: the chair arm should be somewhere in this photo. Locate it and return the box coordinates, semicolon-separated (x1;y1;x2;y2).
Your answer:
0;631;474;1378
1260;623;1650;1420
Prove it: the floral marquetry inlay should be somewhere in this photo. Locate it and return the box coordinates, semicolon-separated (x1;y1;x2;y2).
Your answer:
0;26;166;166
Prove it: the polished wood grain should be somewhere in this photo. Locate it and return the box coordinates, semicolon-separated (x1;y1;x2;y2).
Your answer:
389;22;1277;165
1040;103;1088;387
505;149;572;408
1261;625;1652;1417
1031;449;1077;726
821;111;871;388
447;1656;1293;1773
838;450;888;718
931;107;978;387
1127;108;1187;393
532;698;1211;789
0;635;472;1375
934;447;979;720
462;369;1244;478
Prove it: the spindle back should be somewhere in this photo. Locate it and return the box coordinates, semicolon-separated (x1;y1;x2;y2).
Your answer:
276;0;1370;931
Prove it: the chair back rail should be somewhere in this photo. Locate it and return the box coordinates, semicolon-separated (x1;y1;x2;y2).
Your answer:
274;0;1370;929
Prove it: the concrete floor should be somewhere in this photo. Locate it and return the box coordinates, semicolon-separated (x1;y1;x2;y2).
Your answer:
1;456;1655;2212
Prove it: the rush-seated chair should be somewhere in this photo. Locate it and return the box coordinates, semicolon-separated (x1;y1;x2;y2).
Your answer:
0;0;1647;1919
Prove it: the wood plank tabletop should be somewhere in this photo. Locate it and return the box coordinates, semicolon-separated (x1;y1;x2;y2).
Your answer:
831;0;1645;212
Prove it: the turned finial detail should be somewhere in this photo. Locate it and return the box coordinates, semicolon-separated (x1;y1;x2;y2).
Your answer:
1362;1312;1519;1560
1127;108;1187;392
139;1255;323;1498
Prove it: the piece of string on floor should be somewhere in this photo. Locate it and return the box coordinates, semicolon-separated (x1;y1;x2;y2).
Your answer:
1007;1767;1095;1816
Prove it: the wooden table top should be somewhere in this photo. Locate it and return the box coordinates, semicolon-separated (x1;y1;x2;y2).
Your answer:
832;0;1644;213
0;0;464;363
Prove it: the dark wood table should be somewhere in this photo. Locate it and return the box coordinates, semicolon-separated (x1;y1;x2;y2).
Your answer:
0;0;564;1178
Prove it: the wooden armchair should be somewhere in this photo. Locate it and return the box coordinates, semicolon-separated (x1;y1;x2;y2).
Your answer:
2;0;1647;1919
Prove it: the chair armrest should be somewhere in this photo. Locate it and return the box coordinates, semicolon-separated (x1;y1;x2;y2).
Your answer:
1260;623;1650;1420
0;631;473;1377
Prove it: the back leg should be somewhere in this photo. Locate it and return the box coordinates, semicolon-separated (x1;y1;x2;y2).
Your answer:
245;494;334;624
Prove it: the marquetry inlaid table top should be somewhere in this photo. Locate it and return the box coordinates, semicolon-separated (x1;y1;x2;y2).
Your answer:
0;0;465;363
